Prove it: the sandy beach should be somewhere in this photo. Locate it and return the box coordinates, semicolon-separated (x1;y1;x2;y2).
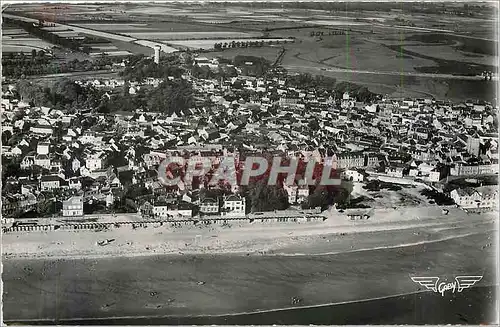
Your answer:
2;205;497;322
2;206;497;260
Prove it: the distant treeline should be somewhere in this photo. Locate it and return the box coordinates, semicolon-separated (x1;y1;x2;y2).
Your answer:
310;30;346;36
220;2;497;16
214;38;293;50
2;54;127;78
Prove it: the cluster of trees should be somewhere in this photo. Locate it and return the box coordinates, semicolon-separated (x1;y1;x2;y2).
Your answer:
2;50;52;77
285;73;377;101
145;79;194;115
120;58;184;82
334;81;378;102
245;180;289;212
98;79;194;115
286;73;337;90
233;55;271;77
16;78;104;112
3;53;126;77
301;184;350;210
214;39;290;50
191;64;238;80
13;74;193;115
310;30;346;37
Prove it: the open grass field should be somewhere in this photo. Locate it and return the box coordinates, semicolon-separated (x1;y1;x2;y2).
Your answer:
285;38;437;73
2;45;43;53
2;38;54;48
2;28;29;35
204;46;281;62
2;26;55;53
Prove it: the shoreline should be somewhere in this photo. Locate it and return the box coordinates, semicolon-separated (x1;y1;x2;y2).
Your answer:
4;286;497;324
3;229;496;321
0;289;434;322
2;228;493;261
5;283;499;322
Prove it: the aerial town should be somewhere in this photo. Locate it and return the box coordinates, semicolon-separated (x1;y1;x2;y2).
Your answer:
1;49;499;228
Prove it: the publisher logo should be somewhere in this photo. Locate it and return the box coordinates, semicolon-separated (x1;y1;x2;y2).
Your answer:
411;276;483;296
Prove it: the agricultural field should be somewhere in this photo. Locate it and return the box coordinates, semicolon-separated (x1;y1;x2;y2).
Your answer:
40;26;72;32
89;51;132;57
73;22;235;33
123;31;261;40
2;26;54;53
3;3;497;102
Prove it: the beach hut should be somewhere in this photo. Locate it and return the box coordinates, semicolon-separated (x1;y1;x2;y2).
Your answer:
345;208;374;220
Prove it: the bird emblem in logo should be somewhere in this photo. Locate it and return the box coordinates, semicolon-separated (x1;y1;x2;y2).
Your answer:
411;276;483;296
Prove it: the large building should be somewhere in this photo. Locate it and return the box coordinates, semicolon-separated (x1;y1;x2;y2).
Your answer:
450;186;498;209
199;197;219;216
222;194;246;217
152;202;192;219
62;196;84;217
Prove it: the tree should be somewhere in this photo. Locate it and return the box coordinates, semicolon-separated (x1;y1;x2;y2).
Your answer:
146;79;194;115
2;130;12;145
1;158;21;181
247;181;289;212
16;80;49;107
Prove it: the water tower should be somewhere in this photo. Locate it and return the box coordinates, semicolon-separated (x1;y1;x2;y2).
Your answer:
154;45;161;64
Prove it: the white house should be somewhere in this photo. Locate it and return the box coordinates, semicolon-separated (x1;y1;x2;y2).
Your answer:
72;158;82;172
152;204;192;219
85;154;103;171
20;155;35;170
341;169;365;182
283;184;298;204
222;194;246;217
296;185;309;203
68;177;82;190
62;196;84;217
40;175;63;191
30;125;53;135
386;165;406;178
200;197;219;215
34;154;51;169
450;186;498;209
